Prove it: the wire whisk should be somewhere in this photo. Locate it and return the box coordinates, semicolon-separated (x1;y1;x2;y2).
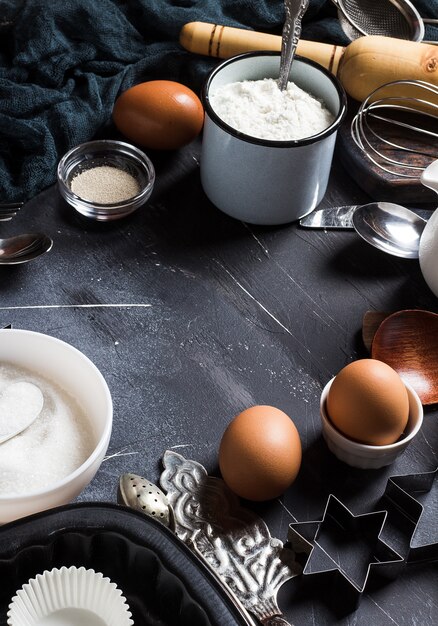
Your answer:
351;80;438;178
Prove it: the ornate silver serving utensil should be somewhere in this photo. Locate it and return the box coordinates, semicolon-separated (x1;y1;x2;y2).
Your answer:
278;0;310;91
119;450;301;626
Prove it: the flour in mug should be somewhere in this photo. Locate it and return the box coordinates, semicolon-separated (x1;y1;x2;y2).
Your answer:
209;78;335;141
0;363;95;496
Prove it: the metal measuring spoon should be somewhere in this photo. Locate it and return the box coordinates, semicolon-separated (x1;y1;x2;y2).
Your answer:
352;202;427;259
0;233;53;265
0;382;44;444
278;0;309;91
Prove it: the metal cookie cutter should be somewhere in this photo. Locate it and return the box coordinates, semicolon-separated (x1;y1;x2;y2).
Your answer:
378;467;438;564
287;494;404;611
119;450;302;626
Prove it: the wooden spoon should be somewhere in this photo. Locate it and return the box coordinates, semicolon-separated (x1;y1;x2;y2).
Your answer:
362;311;390;352
369;309;438;405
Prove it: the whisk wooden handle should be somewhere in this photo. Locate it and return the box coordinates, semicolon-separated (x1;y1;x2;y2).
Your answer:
180;22;438;102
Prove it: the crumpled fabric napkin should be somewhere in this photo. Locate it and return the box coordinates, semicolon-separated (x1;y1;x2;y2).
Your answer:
0;0;436;202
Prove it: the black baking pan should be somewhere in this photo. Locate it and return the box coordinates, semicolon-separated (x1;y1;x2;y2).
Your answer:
0;502;248;626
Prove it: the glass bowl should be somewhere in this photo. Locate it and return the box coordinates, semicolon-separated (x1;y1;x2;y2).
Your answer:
57;140;155;221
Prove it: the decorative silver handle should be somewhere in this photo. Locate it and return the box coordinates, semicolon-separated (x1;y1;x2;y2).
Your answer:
278;0;309;91
119;451;302;626
262;617;295;626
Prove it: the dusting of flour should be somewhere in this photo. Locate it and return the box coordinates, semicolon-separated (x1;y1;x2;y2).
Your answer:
210;78;334;141
0;362;95;496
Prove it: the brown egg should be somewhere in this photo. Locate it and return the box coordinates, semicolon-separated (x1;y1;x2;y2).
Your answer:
112;80;204;150
219;405;302;501
326;359;409;446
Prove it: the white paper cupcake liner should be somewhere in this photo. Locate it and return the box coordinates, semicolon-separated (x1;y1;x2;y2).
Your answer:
7;566;134;626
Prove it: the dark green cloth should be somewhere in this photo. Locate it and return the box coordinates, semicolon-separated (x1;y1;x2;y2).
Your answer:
0;0;437;201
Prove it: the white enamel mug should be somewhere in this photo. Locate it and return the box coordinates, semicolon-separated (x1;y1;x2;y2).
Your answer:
201;52;347;225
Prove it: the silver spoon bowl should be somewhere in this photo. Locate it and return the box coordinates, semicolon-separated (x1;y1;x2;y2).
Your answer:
0;233;53;265
352;202;427;259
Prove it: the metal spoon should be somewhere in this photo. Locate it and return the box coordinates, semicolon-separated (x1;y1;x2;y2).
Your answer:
278;0;309;91
0;233;53;265
420;158;438;195
352;202;427;259
0;382;44;444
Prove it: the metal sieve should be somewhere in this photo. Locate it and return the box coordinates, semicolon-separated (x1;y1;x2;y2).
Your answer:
331;0;436;42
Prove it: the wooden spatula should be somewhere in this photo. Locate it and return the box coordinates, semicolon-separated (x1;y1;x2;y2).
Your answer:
366;309;438;405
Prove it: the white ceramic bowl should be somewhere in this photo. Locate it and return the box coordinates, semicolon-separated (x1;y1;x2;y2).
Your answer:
7;566;133;626
201;52;347;225
320;377;423;469
0;329;112;524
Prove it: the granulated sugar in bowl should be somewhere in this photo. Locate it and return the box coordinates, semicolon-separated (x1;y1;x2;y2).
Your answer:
201;52;347;225
0;329;112;524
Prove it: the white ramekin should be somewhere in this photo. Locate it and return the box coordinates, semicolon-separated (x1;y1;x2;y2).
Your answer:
320;377;423;469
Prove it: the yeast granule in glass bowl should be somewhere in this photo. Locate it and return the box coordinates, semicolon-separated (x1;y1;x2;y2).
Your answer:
57;140;155;221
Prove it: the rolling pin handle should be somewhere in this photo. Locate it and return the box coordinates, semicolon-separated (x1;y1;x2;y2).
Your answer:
179;22;344;75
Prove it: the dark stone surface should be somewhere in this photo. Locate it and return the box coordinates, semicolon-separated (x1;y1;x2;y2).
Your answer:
0;137;436;625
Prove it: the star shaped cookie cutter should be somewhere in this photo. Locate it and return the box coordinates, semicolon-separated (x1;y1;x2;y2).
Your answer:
287;494;405;611
378;466;438;564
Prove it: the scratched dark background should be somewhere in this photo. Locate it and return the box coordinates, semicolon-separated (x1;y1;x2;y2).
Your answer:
0;137;437;625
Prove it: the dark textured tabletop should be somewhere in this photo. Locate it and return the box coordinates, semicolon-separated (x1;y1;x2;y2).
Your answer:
1;137;437;625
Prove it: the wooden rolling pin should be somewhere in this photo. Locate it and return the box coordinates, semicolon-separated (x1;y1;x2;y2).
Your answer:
180;22;438;103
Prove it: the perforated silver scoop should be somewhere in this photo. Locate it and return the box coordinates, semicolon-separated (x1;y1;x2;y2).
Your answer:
118;473;175;529
331;0;431;42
